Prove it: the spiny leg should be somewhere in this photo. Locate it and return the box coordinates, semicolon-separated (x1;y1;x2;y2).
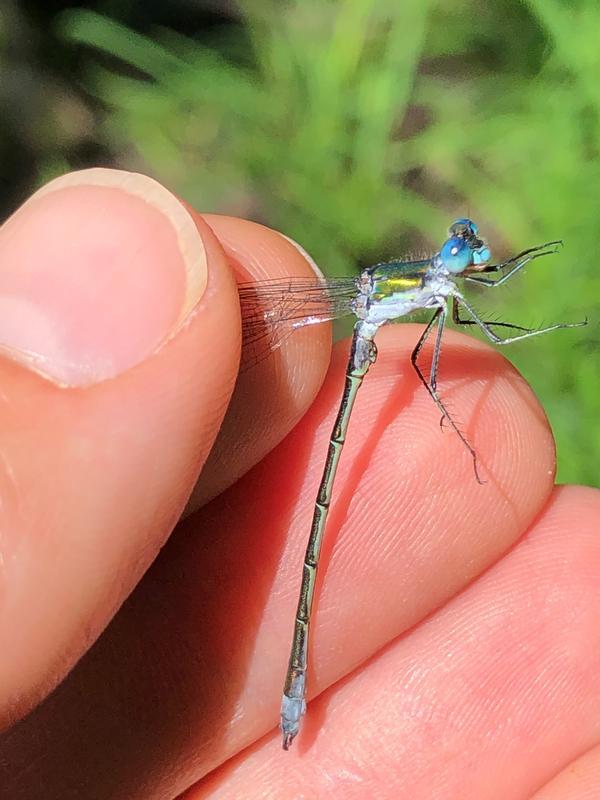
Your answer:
452;297;535;334
430;305;445;393
465;242;561;288
430;303;450;433
453;294;587;345
440;296;529;432
411;306;483;483
486;240;562;271
281;323;378;750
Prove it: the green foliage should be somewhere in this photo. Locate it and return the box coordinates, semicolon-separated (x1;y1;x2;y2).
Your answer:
58;1;599;486
59;2;439;274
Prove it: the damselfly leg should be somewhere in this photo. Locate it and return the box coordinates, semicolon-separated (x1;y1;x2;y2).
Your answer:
465;240;562;288
411;306;483;483
452;294;587;345
451;298;536;334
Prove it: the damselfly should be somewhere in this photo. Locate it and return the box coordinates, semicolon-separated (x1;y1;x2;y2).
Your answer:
237;218;586;750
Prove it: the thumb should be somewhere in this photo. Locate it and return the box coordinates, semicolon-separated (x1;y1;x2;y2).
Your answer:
0;168;240;729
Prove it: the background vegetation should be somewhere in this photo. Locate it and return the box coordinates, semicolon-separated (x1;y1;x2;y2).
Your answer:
1;1;598;486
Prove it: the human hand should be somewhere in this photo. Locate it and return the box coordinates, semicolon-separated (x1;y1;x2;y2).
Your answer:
0;169;598;800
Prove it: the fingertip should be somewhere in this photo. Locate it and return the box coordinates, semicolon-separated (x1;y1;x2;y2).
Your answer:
186;215;333;510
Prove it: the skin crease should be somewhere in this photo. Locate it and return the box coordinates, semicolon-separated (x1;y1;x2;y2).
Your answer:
531;743;600;799
0;170;598;800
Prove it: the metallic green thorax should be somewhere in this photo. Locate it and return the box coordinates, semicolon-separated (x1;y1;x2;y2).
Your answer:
369;259;428;304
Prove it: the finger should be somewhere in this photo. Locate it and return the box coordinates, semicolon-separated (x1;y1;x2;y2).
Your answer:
191;485;600;800
0;168;241;728
0;324;561;798
530;743;600;799
186;214;331;510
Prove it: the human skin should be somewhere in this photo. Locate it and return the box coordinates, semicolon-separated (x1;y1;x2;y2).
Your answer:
0;169;598;799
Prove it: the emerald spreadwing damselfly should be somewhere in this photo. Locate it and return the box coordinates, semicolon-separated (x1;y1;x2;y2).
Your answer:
237;218;586;750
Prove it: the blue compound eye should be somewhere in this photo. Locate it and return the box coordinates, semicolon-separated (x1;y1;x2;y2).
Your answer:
472;245;491;265
440;236;473;273
449;218;478;238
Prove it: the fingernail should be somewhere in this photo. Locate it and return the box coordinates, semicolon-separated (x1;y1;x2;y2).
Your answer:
282;234;325;279
0;168;207;386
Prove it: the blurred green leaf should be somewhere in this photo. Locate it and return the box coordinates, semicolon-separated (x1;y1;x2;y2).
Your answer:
56;0;598;486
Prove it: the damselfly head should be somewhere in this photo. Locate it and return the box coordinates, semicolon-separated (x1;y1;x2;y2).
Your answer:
439;217;491;274
449;217;479;238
